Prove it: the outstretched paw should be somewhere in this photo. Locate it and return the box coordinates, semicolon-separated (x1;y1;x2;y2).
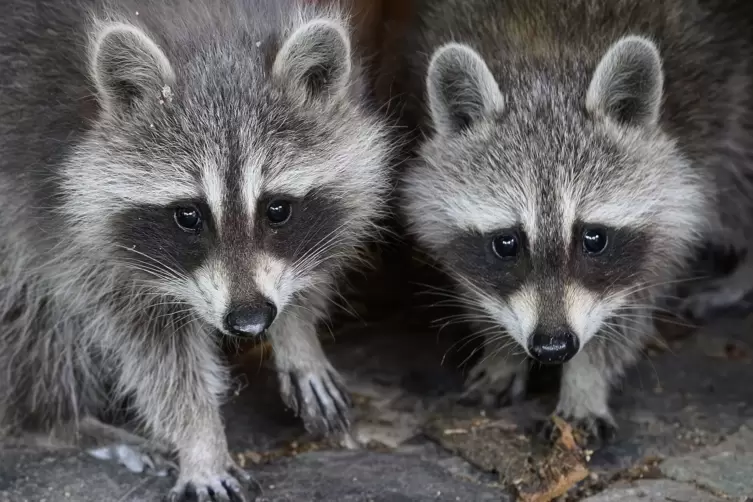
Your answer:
278;365;352;436
166;462;256;502
535;412;617;449
87;443;176;477
460;357;528;408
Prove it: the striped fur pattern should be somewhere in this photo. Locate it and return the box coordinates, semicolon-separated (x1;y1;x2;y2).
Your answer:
398;0;753;441
0;0;393;498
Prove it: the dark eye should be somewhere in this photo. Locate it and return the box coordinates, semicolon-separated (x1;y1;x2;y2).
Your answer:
492;233;519;259
266;200;292;225
583;227;608;255
174;206;202;233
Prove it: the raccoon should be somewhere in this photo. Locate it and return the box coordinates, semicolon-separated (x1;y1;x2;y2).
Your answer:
0;0;392;499
397;0;753;442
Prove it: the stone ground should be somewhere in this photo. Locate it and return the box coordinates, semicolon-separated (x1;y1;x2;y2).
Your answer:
2;302;753;501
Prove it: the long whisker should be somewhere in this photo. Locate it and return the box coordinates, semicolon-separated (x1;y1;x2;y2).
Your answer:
112;244;187;282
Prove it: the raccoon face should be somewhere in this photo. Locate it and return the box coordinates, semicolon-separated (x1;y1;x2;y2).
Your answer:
63;17;389;337
404;37;708;364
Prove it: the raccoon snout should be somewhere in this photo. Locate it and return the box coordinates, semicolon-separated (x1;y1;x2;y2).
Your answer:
528;327;580;364
224;302;277;337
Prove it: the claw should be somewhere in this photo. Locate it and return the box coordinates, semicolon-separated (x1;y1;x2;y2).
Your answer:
291;371;305;416
278;367;353;437
166;463;257;502
227;464;252;483
330;387;351;430
328;370;352;407
310;380;330;430
535;413;618;449
588;416;618;447
195;487;212;502
228;463;262;496
222;478;248;502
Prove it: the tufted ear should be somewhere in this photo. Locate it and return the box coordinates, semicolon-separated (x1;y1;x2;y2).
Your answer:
586;36;664;128
273;19;352;102
90;22;175;114
426;42;504;135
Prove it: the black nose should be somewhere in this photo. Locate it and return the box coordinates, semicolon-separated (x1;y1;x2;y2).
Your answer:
224;302;277;337
527;327;580;364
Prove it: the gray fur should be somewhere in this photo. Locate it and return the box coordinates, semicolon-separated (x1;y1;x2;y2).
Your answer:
0;0;392;498
426;43;505;136
585;36;664;129
397;0;753;438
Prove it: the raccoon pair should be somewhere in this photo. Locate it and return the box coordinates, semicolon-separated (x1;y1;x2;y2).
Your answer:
2;0;753;500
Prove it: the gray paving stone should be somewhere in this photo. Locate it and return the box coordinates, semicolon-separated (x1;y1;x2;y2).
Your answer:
0;448;504;502
582;479;725;502
661;451;753;499
657;421;753;499
252;450;503;502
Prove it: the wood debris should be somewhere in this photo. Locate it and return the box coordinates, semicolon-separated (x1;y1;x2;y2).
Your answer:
513;416;590;502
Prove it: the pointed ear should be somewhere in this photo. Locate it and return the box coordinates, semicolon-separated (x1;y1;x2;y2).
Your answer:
90;22;175;114
586;36;663;128
273;19;352;102
426;43;504;135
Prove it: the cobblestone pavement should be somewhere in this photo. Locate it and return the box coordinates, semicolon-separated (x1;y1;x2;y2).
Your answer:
1;307;752;501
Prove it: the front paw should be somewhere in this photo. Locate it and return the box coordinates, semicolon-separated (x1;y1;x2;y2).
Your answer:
536;412;618;449
167;461;255;502
278;366;352;436
460;357;528;408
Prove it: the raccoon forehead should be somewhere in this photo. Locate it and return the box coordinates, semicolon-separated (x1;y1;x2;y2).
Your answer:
576;177;703;232
65;148;201;206
405;165;704;251
171;92;392;211
574;127;709;237
261;151;388;198
401;165;531;245
406;160;706;255
251;119;392;199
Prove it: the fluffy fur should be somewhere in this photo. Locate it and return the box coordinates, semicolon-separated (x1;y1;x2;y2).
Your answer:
0;0;392;499
397;0;753;441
